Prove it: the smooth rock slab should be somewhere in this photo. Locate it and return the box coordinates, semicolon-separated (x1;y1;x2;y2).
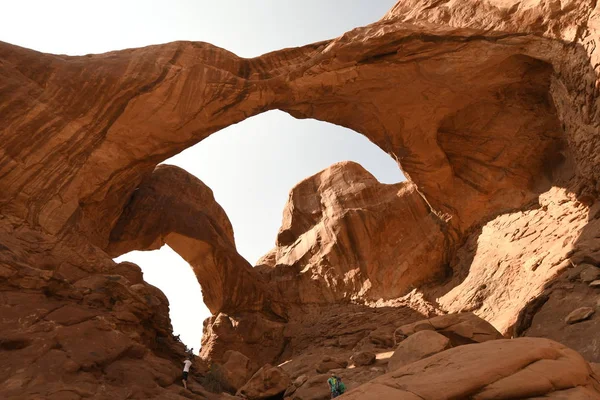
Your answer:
565;307;595;324
388;330;451;371
289;374;331;400
343;338;599;400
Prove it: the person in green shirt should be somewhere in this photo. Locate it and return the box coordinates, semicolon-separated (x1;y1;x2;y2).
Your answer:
327;373;346;398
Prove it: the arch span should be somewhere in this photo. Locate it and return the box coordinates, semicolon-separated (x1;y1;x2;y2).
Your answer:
0;24;576;253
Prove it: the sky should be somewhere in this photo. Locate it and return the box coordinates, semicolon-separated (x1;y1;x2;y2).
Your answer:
2;0;403;352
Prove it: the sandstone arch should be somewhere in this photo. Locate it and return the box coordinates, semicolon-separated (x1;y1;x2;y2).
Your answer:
2;1;600;396
106;165;273;316
1;18;591;253
0;0;599;349
1;15;595;317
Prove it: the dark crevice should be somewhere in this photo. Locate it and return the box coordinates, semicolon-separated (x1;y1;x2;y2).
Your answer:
0;338;31;350
513;293;550;337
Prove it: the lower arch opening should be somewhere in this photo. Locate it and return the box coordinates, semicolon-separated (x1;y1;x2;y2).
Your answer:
114;245;208;354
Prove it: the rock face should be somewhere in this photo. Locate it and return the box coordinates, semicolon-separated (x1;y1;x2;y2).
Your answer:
257;162;447;303
0;229;204;399
2;0;600;397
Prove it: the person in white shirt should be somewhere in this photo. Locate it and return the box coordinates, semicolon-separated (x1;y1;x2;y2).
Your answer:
182;358;193;389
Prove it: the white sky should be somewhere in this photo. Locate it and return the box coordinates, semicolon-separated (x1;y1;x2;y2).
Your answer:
2;0;403;352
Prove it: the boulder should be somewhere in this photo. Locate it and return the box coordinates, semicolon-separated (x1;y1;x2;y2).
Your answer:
293;375;309;387
288;374;331;400
393;330;409;346
368;326;396;348
237;364;291;400
395;313;503;346
316;356;348;373
580;266;600;283
565;307;595;324
351;351;376;367
218;350;255;392
343;338;600;400
388;330;451;371
283;374;309;397
109;261;144;285
413;320;435;332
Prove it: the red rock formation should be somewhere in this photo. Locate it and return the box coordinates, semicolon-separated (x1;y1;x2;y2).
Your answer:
0;5;586;249
0;0;593;327
343;337;600;399
106;164;273;316
257;161;447;303
1;0;600;397
0;220;213;399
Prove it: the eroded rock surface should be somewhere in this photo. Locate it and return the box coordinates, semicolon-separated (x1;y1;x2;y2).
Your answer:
344;338;600;400
237;364;291;400
216;350;256;392
257;161;447;303
2;0;600;397
0;222;212;399
106;164;273;315
388;330;451;372
395;312;504;347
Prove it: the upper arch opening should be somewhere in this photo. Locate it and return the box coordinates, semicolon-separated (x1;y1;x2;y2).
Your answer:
167;110;405;264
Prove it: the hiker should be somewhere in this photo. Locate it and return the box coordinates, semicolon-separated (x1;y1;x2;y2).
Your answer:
182;357;193;389
327;373;346;398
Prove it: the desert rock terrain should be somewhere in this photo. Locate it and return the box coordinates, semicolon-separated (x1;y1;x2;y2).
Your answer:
2;0;600;398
